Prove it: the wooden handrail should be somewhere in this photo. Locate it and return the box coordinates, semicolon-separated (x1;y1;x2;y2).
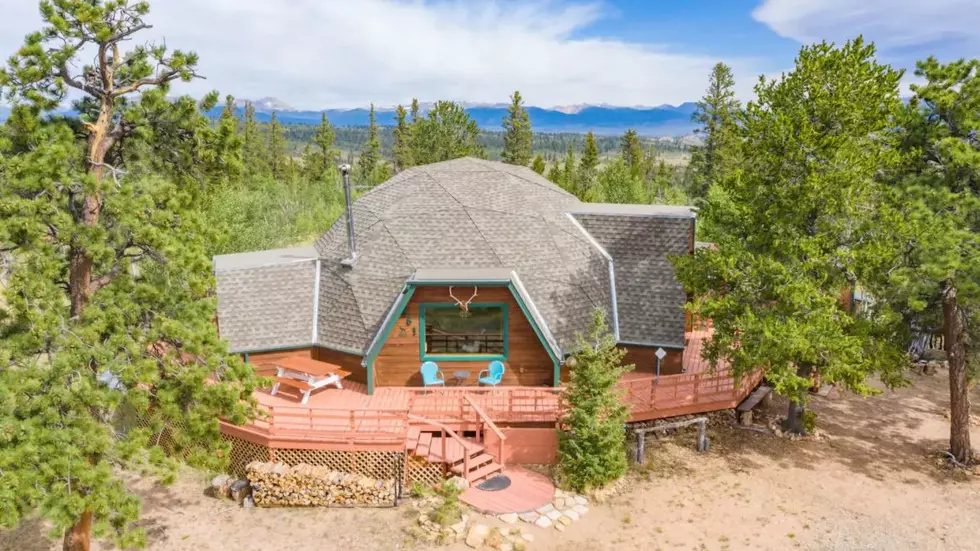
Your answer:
407;413;478;478
465;395;507;467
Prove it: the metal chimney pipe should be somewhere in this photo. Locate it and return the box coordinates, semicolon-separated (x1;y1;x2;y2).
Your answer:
339;164;358;267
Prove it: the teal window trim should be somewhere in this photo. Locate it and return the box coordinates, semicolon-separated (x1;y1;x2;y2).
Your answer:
419;302;509;362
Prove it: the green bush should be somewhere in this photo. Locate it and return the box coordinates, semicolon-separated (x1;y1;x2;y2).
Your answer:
558;309;635;492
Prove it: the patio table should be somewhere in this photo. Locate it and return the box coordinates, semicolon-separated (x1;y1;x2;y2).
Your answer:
450;370;472;386
265;355;351;404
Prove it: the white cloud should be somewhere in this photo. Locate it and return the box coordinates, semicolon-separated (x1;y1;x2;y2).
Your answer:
0;0;765;109
753;0;980;61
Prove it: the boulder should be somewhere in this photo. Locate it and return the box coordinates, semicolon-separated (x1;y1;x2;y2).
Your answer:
466;524;490;549
447;476;470;491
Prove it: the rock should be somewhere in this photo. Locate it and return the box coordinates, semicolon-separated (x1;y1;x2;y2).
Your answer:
573;495;588;505
447;476;470;491
557;515;573;525
211;474;230;490
564;510;580;521
466;524;490;548
572;504;589;515
451;521;467;535
500;544;513;551
555;522;566;532
521;532;535;543
242;496;254;508
499;513;519;524
536;503;555;514
534;516;553;529
519;512;540;523
546;510;563;521
229;479;251;504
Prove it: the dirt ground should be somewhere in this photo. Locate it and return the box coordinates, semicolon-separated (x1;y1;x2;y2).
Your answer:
5;368;980;551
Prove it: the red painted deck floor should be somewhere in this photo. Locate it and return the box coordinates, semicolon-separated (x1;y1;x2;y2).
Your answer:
460;467;555;514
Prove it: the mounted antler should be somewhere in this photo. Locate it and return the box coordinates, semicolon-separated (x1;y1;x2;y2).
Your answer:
449;286;479;313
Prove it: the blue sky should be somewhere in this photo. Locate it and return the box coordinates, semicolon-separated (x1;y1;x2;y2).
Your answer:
1;0;976;109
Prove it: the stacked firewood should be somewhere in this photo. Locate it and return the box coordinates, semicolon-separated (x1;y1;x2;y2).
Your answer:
245;462;396;507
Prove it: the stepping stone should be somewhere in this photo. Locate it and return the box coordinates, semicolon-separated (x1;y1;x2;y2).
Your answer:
557;515;573;525
574;495;589;505
555;522;566;532
564;510;580;521
546;510;563;521
536;503;555;514
499;513;519;524
534;516;553;529
572;504;589;515
466;524;490;549
519;512;540;523
521;532;535;543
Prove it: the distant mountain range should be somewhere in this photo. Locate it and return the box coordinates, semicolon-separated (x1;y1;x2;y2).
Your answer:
0;98;702;136
216;98;700;136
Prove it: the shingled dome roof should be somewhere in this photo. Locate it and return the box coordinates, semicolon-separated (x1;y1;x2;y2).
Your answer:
215;157;694;357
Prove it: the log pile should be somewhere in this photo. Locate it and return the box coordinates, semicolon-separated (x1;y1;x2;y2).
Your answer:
246;462;396;507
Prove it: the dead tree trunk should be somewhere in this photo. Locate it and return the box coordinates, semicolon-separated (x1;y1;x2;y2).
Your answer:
944;282;972;465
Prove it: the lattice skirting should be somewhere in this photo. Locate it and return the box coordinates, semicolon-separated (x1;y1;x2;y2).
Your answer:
223;434;273;477
405;453;444;489
269;448;404;481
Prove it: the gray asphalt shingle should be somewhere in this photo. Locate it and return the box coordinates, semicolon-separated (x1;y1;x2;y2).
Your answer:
214;157;693;356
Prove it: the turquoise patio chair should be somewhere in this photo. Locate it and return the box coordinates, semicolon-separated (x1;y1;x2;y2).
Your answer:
478;361;505;386
420;361;445;389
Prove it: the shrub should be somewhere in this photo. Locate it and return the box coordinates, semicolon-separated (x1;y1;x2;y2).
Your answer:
558;308;635;492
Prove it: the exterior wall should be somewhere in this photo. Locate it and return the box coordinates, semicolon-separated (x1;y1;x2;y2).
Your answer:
485;427;559;465
244;347;368;385
621;345;684;376
314;347;368;385
372;285;555;387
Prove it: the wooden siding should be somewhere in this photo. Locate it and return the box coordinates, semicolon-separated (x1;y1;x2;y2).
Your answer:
485;427;559;465
621;345;684;376
313;347;368;385
373;286;554;388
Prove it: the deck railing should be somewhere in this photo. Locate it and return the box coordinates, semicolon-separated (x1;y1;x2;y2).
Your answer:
407;413;479;477
464;395;508;466
618;369;764;419
405;386;562;424
252;404;409;444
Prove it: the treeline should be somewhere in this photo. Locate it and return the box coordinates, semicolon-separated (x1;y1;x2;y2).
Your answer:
280;124;690;160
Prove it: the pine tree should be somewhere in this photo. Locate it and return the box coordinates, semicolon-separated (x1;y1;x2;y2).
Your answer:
0;3;261;549
883;57;980;464
688;62;740;199
393;104;413;171
502;90;533;166
410;98;421;123
410;100;484;164
357;103;383;184
673;38;909;434
531;154;546;175
242;101;267;176
577;131;600;200
620;129;644;179
267;111;288;179
559;309;634;492
302;112;338;183
210;95;245;187
561;142;577;192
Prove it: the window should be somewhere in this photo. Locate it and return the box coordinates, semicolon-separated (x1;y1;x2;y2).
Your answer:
421;303;508;360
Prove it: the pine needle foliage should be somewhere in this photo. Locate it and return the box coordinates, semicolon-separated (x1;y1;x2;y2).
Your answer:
558;309;634;492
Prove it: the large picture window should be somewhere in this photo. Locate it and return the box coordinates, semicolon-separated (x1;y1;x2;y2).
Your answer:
420;303;508;360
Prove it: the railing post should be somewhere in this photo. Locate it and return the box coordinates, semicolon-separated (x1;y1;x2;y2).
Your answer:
498;436;505;468
441;429;448;477
349;409;356;434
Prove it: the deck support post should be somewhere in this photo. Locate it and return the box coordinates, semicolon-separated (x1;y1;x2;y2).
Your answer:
632;416;709;464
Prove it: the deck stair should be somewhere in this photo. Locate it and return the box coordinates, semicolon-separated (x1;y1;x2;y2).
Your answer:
406;426;503;483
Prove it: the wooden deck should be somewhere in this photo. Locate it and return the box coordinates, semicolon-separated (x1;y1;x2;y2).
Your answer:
459;466;555;514
221;328;762;449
